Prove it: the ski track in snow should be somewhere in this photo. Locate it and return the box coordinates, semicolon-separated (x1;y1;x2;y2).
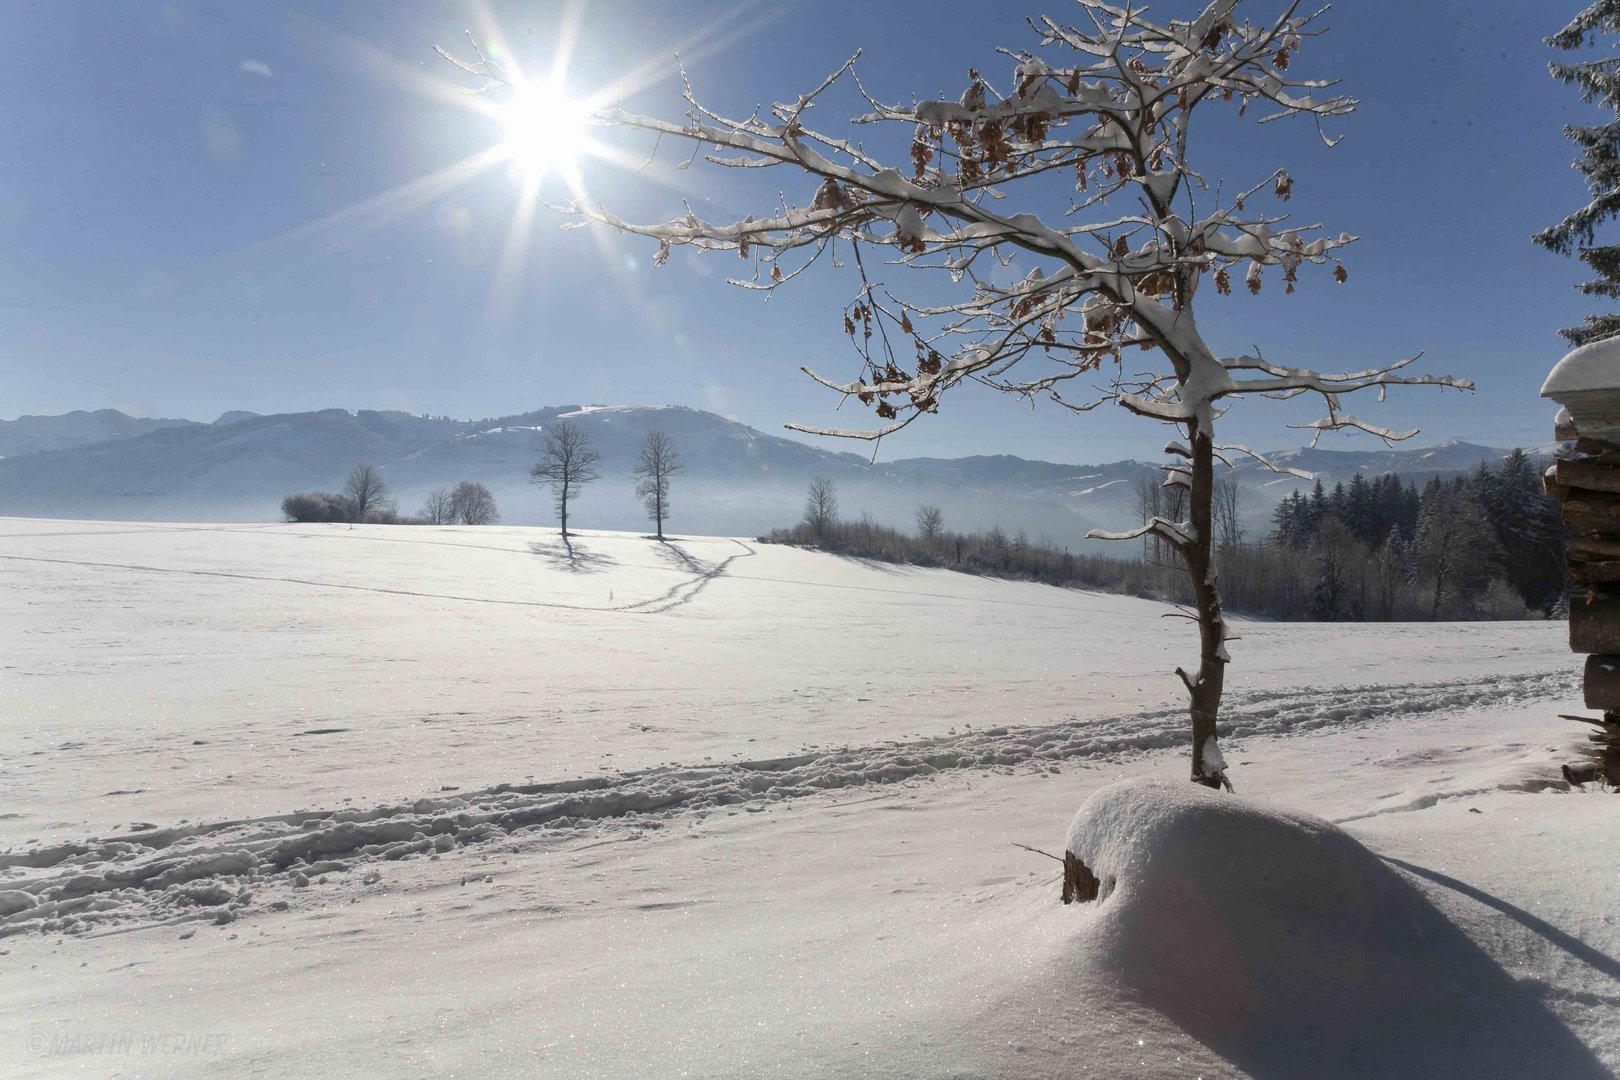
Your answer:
0;667;1576;938
0;538;758;618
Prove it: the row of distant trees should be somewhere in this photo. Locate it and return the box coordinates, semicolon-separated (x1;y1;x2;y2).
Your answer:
528;420;683;539
767;454;1566;622
278;422;686;537
281;464;498;526
420;480;499;525
770;480;1177;593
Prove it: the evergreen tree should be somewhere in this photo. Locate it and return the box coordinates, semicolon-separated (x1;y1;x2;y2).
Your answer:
1271;491;1314;549
1271;492;1297;548
1326;481;1348;524
1493;449;1567;609
1536;1;1620;345
1370;474;1403;541
1401;479;1423;537
1345;473;1375;544
1308;479;1329;535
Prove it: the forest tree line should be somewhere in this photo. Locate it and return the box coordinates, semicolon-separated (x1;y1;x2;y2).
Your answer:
766;449;1566;622
1222;449;1564;620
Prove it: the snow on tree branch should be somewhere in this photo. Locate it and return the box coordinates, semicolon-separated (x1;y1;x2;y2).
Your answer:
1086;516;1197;549
1211;442;1312;479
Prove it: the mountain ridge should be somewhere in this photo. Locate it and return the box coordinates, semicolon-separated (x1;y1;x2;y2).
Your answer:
0;405;1538;542
0;408;201;458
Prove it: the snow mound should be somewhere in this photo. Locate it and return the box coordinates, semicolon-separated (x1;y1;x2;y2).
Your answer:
1062;778;1607;1079
1543;335;1620;397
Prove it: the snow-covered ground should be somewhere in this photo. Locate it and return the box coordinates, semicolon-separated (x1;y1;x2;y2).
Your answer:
0;519;1614;1077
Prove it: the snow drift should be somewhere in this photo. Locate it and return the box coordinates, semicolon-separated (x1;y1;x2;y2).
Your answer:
1061;779;1607;1079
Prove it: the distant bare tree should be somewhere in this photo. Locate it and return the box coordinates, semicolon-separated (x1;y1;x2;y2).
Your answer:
633;429;684;540
1132;473;1159;566
1370;530;1408;621
343;464;392;521
530;421;600;537
421;487;454;525
915;504;944;544
803;477;839;541
1134;468;1186;583
449;480;499;525
1416;485;1501;619
1213;475;1243;551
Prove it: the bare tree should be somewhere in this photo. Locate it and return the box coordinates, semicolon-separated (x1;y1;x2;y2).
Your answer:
530;421;600;537
1415;485;1500;619
633;429;684;539
1213;475;1243;551
421;487;454;525
915;504;944;544
449;480;500;525
1370;530;1409;621
1132;472;1160;566
803;477;839;540
443;1;1470;788
1133;468;1185;593
343;464;391;522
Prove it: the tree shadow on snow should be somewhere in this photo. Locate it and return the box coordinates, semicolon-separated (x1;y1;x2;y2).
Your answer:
528;538;617;574
650;539;717;578
827;552;912;576
1085;846;1613;1079
1381;855;1620;984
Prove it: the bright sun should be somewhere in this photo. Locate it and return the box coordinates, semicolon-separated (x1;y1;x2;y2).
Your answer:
497;82;589;182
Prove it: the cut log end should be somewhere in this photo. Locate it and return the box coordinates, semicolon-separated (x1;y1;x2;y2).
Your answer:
1061;850;1100;905
1584;655;1620;710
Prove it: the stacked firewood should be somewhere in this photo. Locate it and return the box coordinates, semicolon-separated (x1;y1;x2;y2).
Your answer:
1544;378;1620;787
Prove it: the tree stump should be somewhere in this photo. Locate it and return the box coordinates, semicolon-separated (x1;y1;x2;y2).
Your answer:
1061;851;1100;905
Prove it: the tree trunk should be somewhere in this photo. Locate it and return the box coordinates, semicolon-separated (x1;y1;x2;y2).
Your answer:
1061;850;1100;904
1184;422;1227;789
560;489;569;538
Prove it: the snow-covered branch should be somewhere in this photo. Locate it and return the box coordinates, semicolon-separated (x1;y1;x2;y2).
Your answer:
1217;351;1474;447
1212;442;1312;479
1086;516;1196;549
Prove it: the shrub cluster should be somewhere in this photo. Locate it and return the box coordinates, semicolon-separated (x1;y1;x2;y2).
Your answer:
280;491;363;523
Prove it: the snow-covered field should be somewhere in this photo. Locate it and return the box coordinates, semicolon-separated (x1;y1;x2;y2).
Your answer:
1;519;1614;1077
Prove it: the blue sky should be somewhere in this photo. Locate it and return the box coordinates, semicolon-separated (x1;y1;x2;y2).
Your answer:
0;0;1602;461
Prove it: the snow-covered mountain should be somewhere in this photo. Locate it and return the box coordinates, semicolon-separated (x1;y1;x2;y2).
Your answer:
0;405;1535;543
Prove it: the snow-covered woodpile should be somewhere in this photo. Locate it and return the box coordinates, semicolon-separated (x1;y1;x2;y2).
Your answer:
1542;338;1620;786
